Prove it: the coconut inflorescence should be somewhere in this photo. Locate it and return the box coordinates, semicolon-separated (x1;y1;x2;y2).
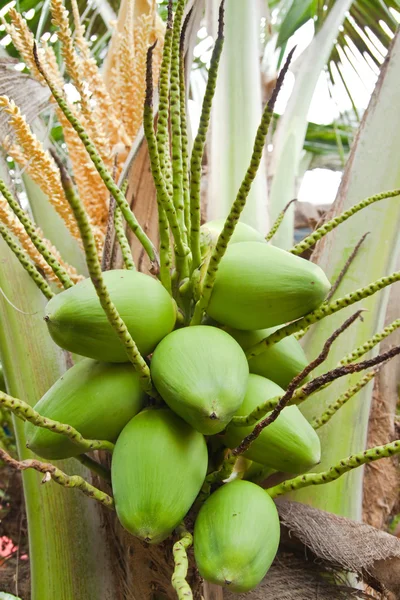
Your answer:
15;3;335;592
32;219;331;594
3;1;398;598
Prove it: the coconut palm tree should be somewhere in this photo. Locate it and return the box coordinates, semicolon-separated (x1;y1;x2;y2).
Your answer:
0;1;399;599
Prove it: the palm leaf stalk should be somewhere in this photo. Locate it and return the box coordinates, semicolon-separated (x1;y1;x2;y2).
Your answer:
207;0;268;232
292;27;400;519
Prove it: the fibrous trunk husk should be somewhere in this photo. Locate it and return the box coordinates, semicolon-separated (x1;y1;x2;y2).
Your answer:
223;500;400;599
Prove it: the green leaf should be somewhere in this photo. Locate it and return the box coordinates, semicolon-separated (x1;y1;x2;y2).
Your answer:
0;594;22;600
304;121;353;155
277;0;318;47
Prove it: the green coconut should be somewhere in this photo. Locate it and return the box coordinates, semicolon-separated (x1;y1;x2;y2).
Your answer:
201;219;265;247
225;326;309;389
112;408;208;544
194;480;280;592
224;374;321;473
150;326;249;435
25;358;145;459
45;270;176;362
207;242;331;330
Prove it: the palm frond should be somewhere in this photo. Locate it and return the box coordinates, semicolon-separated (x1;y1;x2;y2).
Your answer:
273;0;399;118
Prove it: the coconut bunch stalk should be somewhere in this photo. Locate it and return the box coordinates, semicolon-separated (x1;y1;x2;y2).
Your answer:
0;1;400;599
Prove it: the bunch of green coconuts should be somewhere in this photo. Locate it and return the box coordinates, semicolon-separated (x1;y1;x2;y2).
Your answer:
26;219;331;593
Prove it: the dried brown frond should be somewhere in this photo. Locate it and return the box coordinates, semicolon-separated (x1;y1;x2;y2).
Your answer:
50;0;111;164
0;96;80;241
0;199;82;284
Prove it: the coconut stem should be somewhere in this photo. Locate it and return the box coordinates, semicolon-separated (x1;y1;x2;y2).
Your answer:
180;10;192;240
32;44;158;267
0;389;115;453
311;370;376;429
266;438;400;498
290;188;400;256
143;36;173;292
156;0;174;199
51;151;157;398
189;1;225;272
235;345;400;434
0;178;74;289
171;525;193;600
292;345;400;403
190;45;294;326
114;206;136;271
265;199;297;242
324;231;369;302
195;451;236;508
144;43;188;288
295;231;369;337
170;0;187;244
339;317;400;365
0;221;54;299
0;446;115;509
246;269;400;358
232;311;362;429
75;454;112;483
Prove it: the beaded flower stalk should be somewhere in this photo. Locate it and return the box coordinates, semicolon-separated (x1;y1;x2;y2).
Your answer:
0;1;400;598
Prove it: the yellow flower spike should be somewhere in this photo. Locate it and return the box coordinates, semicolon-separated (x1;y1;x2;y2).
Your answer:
39;40;67;92
59;114;110;229
118;0;136;137
103;0;165;125
50;0;111;165
4;10;42;80
0;96;81;242
1;0;165;255
70;0;130;148
36;39;110;229
0;198;81;285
